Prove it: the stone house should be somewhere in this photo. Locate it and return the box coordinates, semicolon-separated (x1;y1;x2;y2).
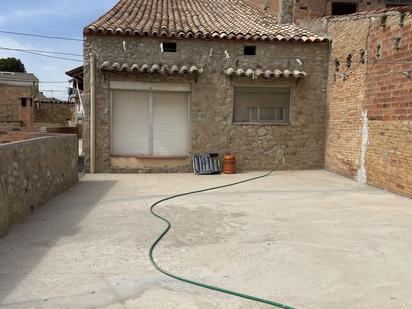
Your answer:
0;71;39;129
83;0;329;173
247;0;412;23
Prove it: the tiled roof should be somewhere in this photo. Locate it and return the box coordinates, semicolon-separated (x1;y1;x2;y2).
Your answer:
85;0;325;43
0;71;38;82
99;61;203;75
37;92;72;104
224;67;306;78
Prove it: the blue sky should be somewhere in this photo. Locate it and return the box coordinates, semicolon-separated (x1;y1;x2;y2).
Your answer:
0;0;117;99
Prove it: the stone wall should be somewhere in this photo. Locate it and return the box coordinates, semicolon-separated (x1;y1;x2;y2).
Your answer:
83;36;329;173
34;102;76;126
0;134;78;237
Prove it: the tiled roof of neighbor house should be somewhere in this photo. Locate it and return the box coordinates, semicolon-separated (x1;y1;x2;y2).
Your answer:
85;0;326;42
0;71;38;83
99;61;203;74
224;67;306;78
37;92;73;104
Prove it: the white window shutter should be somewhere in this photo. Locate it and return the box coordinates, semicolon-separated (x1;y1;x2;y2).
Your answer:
153;92;189;156
112;90;150;155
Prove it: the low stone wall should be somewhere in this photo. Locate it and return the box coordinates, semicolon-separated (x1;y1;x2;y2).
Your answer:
0;134;78;237
34;102;76;124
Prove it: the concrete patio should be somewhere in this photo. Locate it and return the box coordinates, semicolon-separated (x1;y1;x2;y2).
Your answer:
0;170;411;309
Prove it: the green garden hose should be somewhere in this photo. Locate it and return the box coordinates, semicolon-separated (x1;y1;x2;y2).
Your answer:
149;146;295;309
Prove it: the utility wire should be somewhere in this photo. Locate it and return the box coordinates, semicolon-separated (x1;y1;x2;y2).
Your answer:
0;47;82;57
0;30;83;42
0;47;83;62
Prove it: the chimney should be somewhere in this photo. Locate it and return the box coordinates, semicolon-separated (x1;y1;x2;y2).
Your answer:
278;0;294;24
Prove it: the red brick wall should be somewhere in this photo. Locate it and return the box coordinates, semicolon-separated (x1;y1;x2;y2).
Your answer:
366;13;412;121
247;0;392;23
323;11;412;197
365;12;412;197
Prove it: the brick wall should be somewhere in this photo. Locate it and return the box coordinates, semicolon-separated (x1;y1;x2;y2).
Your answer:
324;17;370;179
34;102;76;126
308;10;412;197
365;12;412;197
249;0;408;24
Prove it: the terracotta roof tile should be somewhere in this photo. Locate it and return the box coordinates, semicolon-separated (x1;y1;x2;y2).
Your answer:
99;61;203;74
224;67;306;78
85;0;326;43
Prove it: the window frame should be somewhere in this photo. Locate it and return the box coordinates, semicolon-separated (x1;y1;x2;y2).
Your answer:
161;42;177;53
109;88;191;158
331;2;358;15
232;85;293;125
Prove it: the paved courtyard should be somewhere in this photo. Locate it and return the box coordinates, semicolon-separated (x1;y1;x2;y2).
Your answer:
0;170;411;309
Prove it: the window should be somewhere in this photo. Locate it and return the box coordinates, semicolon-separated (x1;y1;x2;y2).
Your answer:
161;42;177;53
331;2;357;15
233;87;290;123
111;90;189;156
244;45;256;55
20;98;32;107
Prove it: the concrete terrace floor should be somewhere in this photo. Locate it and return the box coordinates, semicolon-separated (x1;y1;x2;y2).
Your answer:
0;171;411;309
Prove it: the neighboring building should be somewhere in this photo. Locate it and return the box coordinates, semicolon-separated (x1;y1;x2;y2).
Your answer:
34;92;77;128
66;66;84;125
0;71;39;129
83;0;329;173
247;0;412;23
302;7;412;197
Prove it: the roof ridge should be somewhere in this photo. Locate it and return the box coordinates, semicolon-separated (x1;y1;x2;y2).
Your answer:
84;0;326;43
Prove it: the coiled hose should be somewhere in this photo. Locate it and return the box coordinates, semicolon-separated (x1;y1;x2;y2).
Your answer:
149;146;295;309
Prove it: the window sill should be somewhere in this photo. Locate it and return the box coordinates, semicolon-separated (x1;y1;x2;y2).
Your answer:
111;155;189;159
232;122;291;126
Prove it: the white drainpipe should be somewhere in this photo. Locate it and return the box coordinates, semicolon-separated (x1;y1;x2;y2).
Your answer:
90;52;96;173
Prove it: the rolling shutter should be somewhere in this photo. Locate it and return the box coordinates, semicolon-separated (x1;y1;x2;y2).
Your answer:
153;92;189;156
112;90;150;155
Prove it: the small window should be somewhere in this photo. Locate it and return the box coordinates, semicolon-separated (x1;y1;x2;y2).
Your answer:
21;98;27;107
162;42;177;53
244;45;256;55
331;2;357;15
233;87;290;123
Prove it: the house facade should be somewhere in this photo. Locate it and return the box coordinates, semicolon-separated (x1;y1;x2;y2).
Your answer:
0;71;39;129
83;0;329;173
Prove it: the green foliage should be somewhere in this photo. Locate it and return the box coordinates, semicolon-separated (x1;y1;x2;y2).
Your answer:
0;57;26;73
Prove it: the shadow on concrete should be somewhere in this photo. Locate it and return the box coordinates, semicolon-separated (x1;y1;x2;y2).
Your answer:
0;179;117;304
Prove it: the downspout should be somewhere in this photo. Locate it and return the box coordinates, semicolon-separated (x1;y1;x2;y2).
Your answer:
90;52;96;173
